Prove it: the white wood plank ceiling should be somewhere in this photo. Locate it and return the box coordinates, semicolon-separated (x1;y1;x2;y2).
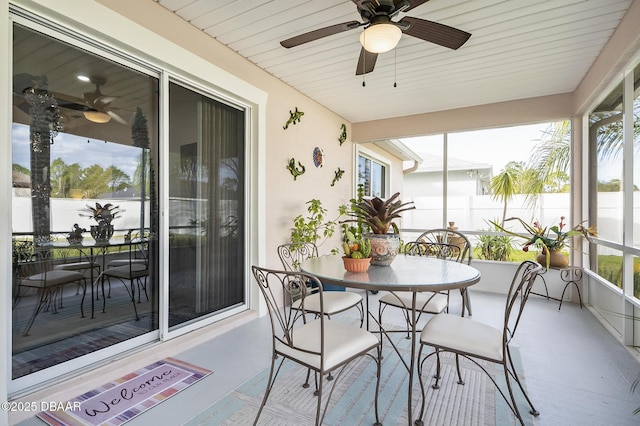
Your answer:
155;0;634;123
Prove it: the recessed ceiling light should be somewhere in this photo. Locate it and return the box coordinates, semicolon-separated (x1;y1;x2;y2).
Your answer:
77;75;90;82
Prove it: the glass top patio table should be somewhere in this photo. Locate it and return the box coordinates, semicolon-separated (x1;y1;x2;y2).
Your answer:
301;254;481;426
300;254;480;293
39;238;140;318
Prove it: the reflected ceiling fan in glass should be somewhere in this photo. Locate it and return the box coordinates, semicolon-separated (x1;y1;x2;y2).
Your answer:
83;110;111;123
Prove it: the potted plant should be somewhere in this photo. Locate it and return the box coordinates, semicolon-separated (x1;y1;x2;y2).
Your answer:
80;202;122;243
341;230;372;272
490;216;597;268
344;192;415;266
290;199;349;250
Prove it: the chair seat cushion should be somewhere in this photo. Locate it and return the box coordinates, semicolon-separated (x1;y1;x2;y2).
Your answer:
379;291;448;314
107;259;147;267
54;261;99;271
276;319;378;371
103;263;148;279
292;292;362;316
23;270;86;288
420;314;503;362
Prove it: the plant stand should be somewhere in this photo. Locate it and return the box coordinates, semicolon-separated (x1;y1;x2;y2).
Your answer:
530;266;583;311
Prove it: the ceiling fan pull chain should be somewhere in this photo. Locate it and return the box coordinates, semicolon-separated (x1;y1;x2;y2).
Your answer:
394;47;397;88
362;30;366;87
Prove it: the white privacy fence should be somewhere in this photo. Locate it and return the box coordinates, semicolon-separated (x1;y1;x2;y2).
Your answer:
402;192;630;250
12;197;148;234
12;196;236;237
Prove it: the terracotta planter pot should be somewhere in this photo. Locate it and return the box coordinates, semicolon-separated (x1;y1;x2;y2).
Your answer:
366;233;400;266
342;256;371;273
536;250;569;268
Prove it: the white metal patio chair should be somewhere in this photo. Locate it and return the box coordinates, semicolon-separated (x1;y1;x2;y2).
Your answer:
415;260;543;426
377;241;452;339
417;228;474;316
277;243;364;326
251;265;381;426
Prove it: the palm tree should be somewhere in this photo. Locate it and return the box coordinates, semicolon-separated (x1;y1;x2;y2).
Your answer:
531;109;640;194
529;121;572;184
490;161;524;225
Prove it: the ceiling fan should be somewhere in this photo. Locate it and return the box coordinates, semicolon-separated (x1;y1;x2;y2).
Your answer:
46;76;127;125
280;0;471;75
13;73;127;125
76;76;127;124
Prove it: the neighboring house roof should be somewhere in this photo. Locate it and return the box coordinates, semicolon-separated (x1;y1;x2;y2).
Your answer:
408;153;493;174
12;170;30;188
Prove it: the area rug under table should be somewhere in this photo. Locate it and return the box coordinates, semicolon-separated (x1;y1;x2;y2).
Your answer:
188;332;534;426
37;357;211;426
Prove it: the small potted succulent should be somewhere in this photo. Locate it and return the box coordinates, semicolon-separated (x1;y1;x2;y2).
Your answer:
344;192;415;266
341;230;372;272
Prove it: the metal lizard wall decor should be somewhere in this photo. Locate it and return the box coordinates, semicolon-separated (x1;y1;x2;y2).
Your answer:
331;167;345;186
338;123;347;145
283;107;304;129
286;158;306;180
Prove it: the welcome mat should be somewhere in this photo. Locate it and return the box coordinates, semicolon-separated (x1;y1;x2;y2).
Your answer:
37;357;212;426
187;331;533;426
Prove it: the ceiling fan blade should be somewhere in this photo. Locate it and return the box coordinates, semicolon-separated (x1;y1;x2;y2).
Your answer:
355;48;378;75
107;110;127;125
47;91;94;112
399;0;431;12
95;95;118;105
281;21;362;48
399;16;471;50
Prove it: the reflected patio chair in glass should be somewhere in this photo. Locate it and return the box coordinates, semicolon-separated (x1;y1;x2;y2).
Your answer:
251;266;381;426
51;231;101;277
417;228;474;316
52;238;101;301
13;246;87;336
415;261;543;426
103;233;148;299
100;237;149;320
277;243;364;326
377;241;451;339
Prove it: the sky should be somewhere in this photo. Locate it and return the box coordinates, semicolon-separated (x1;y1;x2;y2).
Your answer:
13;120;624;186
12;123;141;178
399;122;627;183
400;122;553;174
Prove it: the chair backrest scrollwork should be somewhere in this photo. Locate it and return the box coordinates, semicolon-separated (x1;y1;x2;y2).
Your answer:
416;228;472;265
252;265;324;354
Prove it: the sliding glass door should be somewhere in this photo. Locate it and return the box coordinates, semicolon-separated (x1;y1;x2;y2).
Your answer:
11;23;159;379
167;82;246;328
10;14;248;389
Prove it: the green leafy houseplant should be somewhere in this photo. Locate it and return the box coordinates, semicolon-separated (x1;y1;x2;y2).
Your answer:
345;192;415;235
476;222;513;261
290;199;348;250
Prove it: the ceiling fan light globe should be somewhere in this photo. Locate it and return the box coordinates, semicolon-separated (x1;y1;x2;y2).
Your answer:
359;24;402;53
83;111;111;123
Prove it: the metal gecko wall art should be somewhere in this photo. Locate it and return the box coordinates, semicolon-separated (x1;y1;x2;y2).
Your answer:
283;107;304;129
286;158;306;180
